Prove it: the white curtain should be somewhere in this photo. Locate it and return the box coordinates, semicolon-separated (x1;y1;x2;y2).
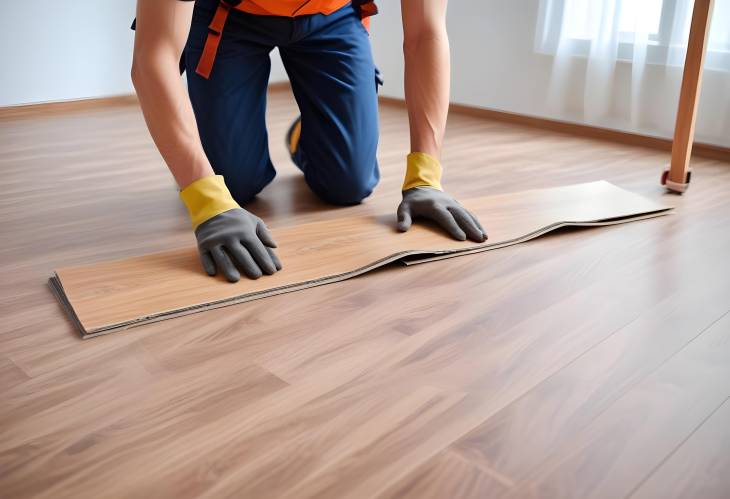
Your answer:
538;0;730;131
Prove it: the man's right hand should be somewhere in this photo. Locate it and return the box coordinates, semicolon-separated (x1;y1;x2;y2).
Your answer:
180;175;281;282
195;208;281;282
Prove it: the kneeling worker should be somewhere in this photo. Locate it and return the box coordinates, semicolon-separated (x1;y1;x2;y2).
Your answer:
132;0;486;282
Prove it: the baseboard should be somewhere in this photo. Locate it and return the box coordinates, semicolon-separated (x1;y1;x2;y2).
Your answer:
379;96;730;162
0;95;140;121
3;89;726;162
0;81;293;121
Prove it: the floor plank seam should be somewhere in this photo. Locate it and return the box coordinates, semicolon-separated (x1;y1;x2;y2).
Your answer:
454;291;730;495
450;447;517;488
507;307;730;495
623;395;730;499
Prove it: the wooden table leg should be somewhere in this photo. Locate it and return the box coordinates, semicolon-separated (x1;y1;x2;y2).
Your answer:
662;0;714;193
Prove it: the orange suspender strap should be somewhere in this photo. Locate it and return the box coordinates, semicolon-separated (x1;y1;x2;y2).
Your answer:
195;1;235;79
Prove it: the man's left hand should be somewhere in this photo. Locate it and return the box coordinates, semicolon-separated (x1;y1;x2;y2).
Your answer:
397;187;487;242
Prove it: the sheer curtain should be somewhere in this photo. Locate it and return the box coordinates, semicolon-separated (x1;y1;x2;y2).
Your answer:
537;0;730;131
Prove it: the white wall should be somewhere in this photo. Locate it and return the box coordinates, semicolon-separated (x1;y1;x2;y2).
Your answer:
369;0;730;147
2;0;727;148
0;0;287;107
0;1;137;106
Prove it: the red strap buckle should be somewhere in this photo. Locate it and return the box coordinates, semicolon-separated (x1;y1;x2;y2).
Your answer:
359;1;378;18
195;2;232;79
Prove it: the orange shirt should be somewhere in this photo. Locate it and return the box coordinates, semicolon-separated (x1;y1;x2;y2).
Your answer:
236;0;352;17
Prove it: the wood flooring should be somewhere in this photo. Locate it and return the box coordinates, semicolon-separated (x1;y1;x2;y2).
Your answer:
1;88;729;498
51;181;670;337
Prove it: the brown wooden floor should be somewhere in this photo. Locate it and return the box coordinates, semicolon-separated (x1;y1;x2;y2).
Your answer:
1;89;729;499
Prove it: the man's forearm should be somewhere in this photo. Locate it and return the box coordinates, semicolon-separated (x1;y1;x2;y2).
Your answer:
132;63;213;188
132;0;213;189
402;8;450;159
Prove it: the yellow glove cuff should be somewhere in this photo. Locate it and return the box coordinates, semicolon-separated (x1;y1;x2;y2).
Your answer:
402;152;443;191
179;175;240;230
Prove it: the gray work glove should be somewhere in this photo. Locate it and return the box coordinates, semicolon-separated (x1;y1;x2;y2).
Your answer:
397;187;487;242
195;208;282;282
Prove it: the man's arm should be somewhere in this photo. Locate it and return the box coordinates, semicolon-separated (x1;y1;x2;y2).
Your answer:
401;0;449;158
397;0;486;242
132;0;211;188
132;0;280;282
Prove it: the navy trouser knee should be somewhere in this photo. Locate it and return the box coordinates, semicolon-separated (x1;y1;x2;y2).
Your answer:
308;175;376;206
301;152;379;205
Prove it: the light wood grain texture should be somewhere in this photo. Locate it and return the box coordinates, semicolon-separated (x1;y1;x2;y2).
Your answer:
631;392;730;499
51;181;669;337
0;87;728;499
666;0;715;190
502;309;730;499
448;229;730;496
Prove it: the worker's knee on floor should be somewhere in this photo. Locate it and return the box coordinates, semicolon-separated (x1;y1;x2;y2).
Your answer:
227;179;268;205
323;184;372;206
309;170;379;206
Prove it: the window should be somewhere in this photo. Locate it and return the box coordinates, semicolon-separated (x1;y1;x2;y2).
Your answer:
561;0;663;41
536;0;730;71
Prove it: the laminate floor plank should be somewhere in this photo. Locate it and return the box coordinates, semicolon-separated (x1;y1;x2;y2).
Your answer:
376;449;513;499
1;90;728;498
449;206;730;489
501;310;730;499
629;395;730;499
451;273;730;493
270;226;730;499
50;181;670;337
137;218;722;499
1;357;288;499
10;223;678;498
0;355;30;388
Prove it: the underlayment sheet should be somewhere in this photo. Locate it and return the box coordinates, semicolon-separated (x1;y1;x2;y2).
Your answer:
50;181;671;338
